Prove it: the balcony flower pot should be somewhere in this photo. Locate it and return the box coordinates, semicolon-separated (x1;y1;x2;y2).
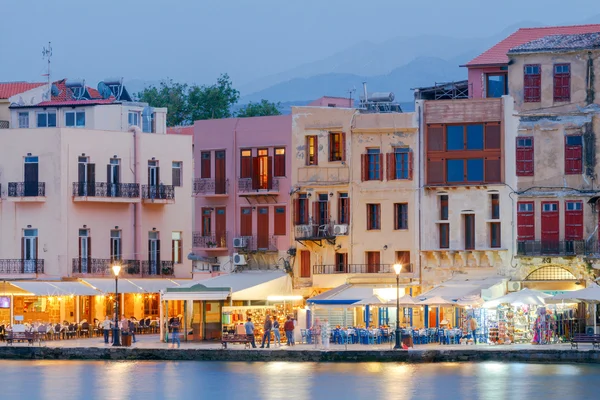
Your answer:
127;265;140;274
162;267;174;275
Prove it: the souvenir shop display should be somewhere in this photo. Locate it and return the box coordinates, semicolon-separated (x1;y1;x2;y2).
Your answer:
222;306;276;336
532;307;557;344
487;305;514;345
513;305;535;343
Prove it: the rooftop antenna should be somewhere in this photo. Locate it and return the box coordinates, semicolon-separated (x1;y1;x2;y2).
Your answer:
348;87;356;107
42;42;52;100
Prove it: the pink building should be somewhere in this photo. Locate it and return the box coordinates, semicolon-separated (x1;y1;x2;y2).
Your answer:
464;24;600;99
308;96;353;108
192;115;292;273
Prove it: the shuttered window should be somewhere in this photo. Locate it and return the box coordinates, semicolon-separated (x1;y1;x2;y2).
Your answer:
338;193;350;224
274;206;286;236
329;132;345;161
440;195;448;220
517;202;535;240
294;194;309;225
274;148;286;177
516;137;534;176
490;222;501;248
200;151;211;179
366;204;381;230
240;149;252;178
362;149;383;181
388;148;413;180
464;214;475;250
565;200;583;240
553;64;570;102
565;135;582;174
172;162;182;187
524;64;541;102
306;136;318;166
394;203;408;230
439;224;449;249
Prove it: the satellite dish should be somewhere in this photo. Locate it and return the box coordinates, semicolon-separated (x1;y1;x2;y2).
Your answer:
97;82;112;99
65;79;86;100
51;84;60;97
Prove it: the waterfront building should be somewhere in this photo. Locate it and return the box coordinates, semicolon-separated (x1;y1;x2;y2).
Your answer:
0;79;193;324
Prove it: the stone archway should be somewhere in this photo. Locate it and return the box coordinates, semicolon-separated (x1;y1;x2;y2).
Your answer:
524;265;577;281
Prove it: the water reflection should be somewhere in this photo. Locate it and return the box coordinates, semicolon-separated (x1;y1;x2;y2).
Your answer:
0;361;598;400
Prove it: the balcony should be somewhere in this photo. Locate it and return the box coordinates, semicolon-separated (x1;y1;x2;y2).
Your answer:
72;258;141;276
193;232;228;251
294;220;339;246
313;264;398;274
517;240;586;257
141;184;175;204
238;177;279;197
0;259;44;274
141;260;175;277
72;182;140;203
297;166;350;185
193;178;229;197
233;235;278;252
7;182;46;202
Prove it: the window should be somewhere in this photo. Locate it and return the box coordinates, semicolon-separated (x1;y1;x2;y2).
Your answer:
338;193;350;224
440;195;448;220
490;222;501;248
128;111;140;127
366;204;381;230
394;203;408;230
467;159;484;181
274;148;286;177
466;125;484;150
447;125;464;150
486;73;508;98
554;64;570;102
294;193;309;225
524;64;541;102
491;194;500;219
389;147;412;180
543;203;558;212
240;149;252;178
362;148;382;181
18;112;29;128
306;136;318;165
565;200;583;241
201;151;211;179
172;232;182;264
329;132;345;161
446;125;484;151
395;251;411;273
335;253;348;272
172;162;182;187
516;137;534;176
274;206;286;236
439;224;449;248
464;214;475;250
201;208;212;236
37;111;56;127
446;159;484;183
565;135;583;174
65;111;85;127
447;159;464;182
315;194;329;225
517;202;534;241
110;230;122;261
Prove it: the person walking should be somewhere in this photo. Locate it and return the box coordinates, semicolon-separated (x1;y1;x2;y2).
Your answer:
101;315;112;344
260;315;272;348
244;317;257;348
284;316;294;346
128;317;137;343
171;317;181;349
291;317;297;345
469;316;478;345
272;316;281;347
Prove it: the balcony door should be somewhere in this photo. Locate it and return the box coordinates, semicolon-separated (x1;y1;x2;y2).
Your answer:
78;157;95;196
215;207;226;248
148;160;159;198
215;150;226;194
366;251;380;273
22;229;38;273
108;158;120;197
148;232;160;275
24;156;39;197
110;230;122;262
252;149;272;190
78;229;91;273
257;207;269;249
541;202;559;253
300;250;310;278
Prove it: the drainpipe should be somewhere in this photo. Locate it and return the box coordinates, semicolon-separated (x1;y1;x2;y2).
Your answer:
417;102;423;287
130;127;141;265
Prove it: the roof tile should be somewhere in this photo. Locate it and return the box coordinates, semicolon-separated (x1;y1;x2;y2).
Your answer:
509;32;600;54
0;82;45;99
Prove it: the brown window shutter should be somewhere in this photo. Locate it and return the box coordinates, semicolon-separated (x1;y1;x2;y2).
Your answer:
341;132;347;161
427;159;445;184
267;156;273;190
379;154;384;181
485;123;501;150
172;239;175;263
156;239;161;263
387;153;396;181
88;237;92;259
367;205;371;229
293;199;300;225
312;201;319;225
393;204;398;230
106;164;111;185
314;136;319;165
376;205;381;229
78;236;82;260
328;133;334;162
252;157;259;190
347;197;350;225
485;158;501;183
427;125;445;151
361;154;368;181
408;151;414;180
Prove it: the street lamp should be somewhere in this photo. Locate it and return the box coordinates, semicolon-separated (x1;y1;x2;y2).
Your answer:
393;263;402;350
112;264;122;346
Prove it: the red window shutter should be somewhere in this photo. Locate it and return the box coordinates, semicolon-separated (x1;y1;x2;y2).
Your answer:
274;206;286;236
565;202;583;240
201;152;211;178
386;153;396;181
517;202;535;240
328;133;334;162
367;205;372;230
427;125;444;151
524;65;541;102
393;204;398;230
251;157;260;189
376;205;381;229
341;132;346;161
303;200;309;224
408;151;414;180
274;151;285;177
266;156;273;189
361;154;368;181
378;154;384;181
337;196;342;223
240;152;252;178
485;124;501;150
565;137;582;174
485;158;501;183
293;199;300;225
516;137;534;176
312;201;319;226
314;136;319;166
427;159;444;184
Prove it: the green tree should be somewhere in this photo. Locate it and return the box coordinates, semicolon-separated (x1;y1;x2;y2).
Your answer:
236;99;282;118
136;79;188;127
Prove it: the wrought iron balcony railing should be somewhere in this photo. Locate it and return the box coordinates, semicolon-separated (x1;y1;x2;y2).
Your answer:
517;240;586;256
193;232;228;249
141;184;175;200
141;260;174;276
0;259;44;274
72;258;140;276
72;182;140;198
8;182;45;197
238;177;280;193
312;263;413;274
232;235;278;252
193;178;228;195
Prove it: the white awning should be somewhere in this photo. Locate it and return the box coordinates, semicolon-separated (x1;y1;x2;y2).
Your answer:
419;277;506;302
80;278;145;294
127;279;187;293
9;281;100;296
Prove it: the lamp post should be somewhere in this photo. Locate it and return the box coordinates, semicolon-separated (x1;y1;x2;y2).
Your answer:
112;264;122;346
393;263;402;350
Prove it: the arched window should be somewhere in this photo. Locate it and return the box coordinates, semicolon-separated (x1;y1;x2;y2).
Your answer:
525;266;576;281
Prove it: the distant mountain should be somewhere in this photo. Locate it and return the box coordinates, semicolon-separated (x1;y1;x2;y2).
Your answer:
240;56;466;103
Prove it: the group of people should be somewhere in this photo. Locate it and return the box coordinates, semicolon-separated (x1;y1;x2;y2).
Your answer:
100;315;138;344
243;315;296;349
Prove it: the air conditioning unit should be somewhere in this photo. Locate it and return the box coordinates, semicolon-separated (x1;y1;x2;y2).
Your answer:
507;281;522;292
233;237;247;248
233;253;247;266
333;224;348;236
